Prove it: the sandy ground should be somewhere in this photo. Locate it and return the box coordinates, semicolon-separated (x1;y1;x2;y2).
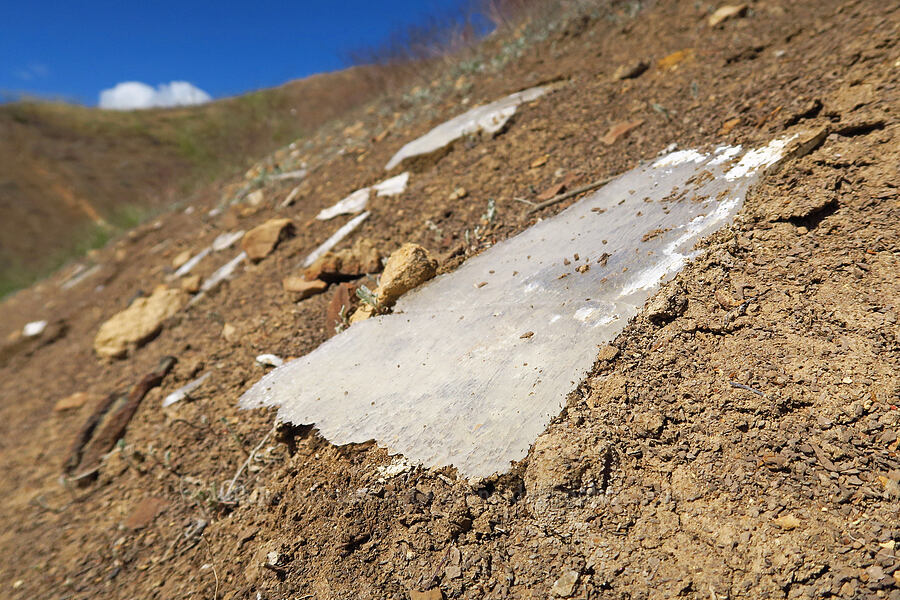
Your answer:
0;1;898;598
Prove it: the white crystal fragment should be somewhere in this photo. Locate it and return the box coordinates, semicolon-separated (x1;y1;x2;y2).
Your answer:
211;230;245;252
316;188;371;221
384;86;547;171
242;139;792;479
373;172;410;197
172;247;212;279
316;173;409;221
303;212;370;267
256;354;284;368
23;321;47;337
197;251;246;297
162;372;211;407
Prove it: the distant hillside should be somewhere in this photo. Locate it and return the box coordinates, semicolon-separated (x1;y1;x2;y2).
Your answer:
0;66;387;296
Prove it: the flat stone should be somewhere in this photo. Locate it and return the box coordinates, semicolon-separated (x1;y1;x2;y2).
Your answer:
94;287;185;359
409;590;443;600
304;238;382;282
551;570;580;597
708;4;748;27
241;219;294;261
613;59;649;80
283;277;328;299
54;392;102;412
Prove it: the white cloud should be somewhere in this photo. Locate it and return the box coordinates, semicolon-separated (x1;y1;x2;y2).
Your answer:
99;81;212;110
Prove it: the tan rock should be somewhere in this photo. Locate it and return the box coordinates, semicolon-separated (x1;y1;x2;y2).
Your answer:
172;249;192;270
448;187;468;201
283;276;328;300
93;287;186;358
708;4;747;27
303;238;382;282
349;304;375;324
613;60;649;80
222;323;239;343
409;589;443;600
241;218;294;261
54;391;101;412
376;243;438;308
181;274;201;294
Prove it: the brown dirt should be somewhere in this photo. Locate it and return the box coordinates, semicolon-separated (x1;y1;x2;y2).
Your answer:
0;1;898;599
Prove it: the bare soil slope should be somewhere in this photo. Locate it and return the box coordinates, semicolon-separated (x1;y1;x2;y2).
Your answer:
0;66;387;295
0;2;897;599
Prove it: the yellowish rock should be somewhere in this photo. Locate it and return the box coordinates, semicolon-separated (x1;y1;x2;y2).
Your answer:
171;250;192;270
222;323;239;343
282;276;328;299
181;274;201;294
376;243;438;308
708;4;747;27
93;286;186;359
54;391;101;412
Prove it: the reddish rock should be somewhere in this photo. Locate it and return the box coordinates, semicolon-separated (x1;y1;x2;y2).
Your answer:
326;283;355;333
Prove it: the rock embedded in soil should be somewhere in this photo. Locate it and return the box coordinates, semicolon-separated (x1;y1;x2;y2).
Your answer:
551;570;580;597
384;86;548;171
93;286;186;359
372;243;438;308
613;59;649;80
180;274;201;294
708;4;748;27
171;249;192;270
241;218;294;261
303;238;382;282
53;391;101;412
282;276;328;300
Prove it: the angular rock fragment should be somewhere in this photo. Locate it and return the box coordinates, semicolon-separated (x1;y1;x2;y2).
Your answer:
54;392;101;412
708;4;748;27
349;243;437;325
303;238;382;282
283;276;328;300
613;60;649;80
94;286;185;359
241;218;294;261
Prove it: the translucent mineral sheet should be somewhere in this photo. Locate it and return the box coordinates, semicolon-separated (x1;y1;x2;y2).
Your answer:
384;86;547;171
241;140;789;478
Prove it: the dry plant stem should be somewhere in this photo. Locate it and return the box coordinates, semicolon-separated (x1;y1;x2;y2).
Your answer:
202;535;220;600
526;173;618;214
222;426;275;501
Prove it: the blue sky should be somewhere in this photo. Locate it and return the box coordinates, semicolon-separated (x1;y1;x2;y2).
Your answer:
0;0;476;106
